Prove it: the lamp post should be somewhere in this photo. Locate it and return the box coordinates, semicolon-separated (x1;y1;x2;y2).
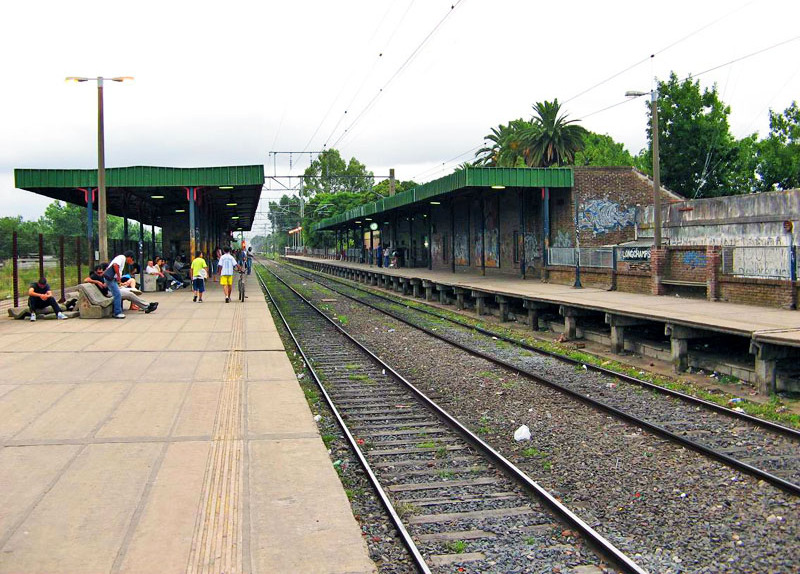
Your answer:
66;76;133;263
626;87;661;248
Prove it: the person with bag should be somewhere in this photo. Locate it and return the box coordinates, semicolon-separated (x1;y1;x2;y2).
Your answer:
190;250;209;303
104;251;136;319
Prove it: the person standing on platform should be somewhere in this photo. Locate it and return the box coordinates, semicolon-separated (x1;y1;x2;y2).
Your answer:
212;245;222;282
104;250;136;319
376;243;383;268
246;246;254;275
218;247;237;303
190;250;208;303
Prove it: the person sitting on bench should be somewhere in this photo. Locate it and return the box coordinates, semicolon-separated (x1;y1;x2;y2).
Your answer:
85;264;158;313
28;276;67;321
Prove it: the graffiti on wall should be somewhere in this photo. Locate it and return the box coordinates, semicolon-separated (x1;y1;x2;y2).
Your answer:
553;229;572;247
484;199;499;267
523;232;541;264
454;231;469;266
682;250;707;268
578;199;636;235
731;247;790;279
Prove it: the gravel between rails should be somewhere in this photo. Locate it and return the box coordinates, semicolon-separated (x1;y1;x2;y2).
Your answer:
281;266;800;574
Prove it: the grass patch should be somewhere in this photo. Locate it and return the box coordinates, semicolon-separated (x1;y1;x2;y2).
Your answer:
445;540;467;553
437;470;454;479
345;363;359;370
478;370;500;380
395;501;419;518
435;446;448;459
336;314;348;325
417;441;436;449
321;434;336;449
522;447;548;458
348;373;369;381
524;536;537;545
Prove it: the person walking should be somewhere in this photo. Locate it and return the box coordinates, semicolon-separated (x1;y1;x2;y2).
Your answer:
28;276;67;321
104;250;136;319
190;250;208;302
218;247;237;303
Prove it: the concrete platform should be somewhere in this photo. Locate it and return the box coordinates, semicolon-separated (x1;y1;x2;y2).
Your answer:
288;256;800;345
0;282;375;574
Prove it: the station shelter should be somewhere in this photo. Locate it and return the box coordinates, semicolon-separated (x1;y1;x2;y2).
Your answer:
313;166;673;279
14;165;264;265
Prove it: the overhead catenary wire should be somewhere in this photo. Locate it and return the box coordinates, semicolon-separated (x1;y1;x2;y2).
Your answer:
303;0;417;154
329;0;467;150
562;0;756;105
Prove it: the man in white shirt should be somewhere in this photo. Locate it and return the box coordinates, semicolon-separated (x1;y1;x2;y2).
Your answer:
217;247;238;303
103;250;136;318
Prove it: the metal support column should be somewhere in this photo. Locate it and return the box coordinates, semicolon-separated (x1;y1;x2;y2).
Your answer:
519;188;526;279
187;186;197;260
480;194;486;276
542;187;550;267
450;199;456;273
428;205;433;271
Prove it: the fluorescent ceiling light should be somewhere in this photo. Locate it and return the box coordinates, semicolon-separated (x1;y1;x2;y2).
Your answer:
491;185;505;189
430;201;441;205
219;186;234;190
175;209;185;213
151;195;164;199
226;202;238;206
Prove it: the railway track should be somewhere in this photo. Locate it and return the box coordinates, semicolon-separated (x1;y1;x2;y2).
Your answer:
257;263;646;574
276;259;800;496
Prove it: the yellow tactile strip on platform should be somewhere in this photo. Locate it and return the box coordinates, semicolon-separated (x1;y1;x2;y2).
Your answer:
186;303;245;574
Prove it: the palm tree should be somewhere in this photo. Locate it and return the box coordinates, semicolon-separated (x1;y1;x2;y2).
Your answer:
519;99;587;167
474;119;530;167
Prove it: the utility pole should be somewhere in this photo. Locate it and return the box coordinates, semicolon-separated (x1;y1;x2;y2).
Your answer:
651;88;662;248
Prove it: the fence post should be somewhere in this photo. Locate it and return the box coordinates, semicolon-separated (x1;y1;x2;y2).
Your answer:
610;247;618;291
38;233;44;279
59;236;65;303
791;245;797;310
12;231;19;309
76;237;82;293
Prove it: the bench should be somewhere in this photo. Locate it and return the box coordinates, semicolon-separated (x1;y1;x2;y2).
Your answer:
75;283;114;319
661;279;706;287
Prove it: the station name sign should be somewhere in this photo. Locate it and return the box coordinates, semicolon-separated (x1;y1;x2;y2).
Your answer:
619;246;651;261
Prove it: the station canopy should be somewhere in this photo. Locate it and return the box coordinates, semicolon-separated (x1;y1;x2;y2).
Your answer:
14;165;265;230
312;167;574;231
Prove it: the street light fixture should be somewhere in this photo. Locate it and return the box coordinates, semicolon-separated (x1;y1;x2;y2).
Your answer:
626;87;661;248
66;76;133;263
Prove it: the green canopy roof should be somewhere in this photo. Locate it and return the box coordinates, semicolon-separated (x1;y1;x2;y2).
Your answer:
313;167;573;231
14;165;264;229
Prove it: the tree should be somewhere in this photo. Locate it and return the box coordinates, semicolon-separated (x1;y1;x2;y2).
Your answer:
474;119;530;167
302;149;374;196
518;99;588;167
756;101;800;191
642;73;742;198
574;132;635;167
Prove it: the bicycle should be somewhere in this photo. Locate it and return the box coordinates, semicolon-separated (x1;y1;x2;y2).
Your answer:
237;268;246;302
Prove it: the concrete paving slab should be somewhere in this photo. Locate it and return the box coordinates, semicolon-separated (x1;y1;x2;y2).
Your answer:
117;441;211;574
0;445;81;540
0;443;161;574
96;382;188;439
247;379;318;436
243;331;285;351
13;383;130;441
246;351;297;380
172;382;223;437
0;385;74;440
248;439;375;574
166;331;213;351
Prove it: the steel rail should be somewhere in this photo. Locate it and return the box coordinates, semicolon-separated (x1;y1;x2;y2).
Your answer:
260;262;649;574
286;260;800;441
255;268;432;574
277;260;800;497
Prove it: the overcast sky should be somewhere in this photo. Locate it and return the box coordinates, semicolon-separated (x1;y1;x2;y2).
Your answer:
2;0;799;231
